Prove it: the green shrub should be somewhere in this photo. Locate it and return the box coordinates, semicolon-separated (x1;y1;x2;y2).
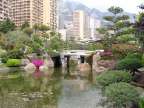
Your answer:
8;50;24;59
1;50;24;63
142;54;144;66
139;97;144;108
126;53;142;60
0;49;7;63
116;58;142;71
96;70;132;87
6;59;21;67
0;48;6;57
1;54;9;63
105;82;139;108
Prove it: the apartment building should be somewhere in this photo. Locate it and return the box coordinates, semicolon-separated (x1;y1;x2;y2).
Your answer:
72;10;90;40
9;0;57;29
10;0;43;27
0;0;10;21
90;17;101;39
43;0;57;30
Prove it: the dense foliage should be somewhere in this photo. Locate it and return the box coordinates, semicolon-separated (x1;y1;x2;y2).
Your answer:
105;82;139;108
139;97;144;108
1;50;24;63
96;70;132;87
0;20;66;60
85;43;103;51
0;19;16;33
126;53;142;60
116;53;143;72
135;12;144;52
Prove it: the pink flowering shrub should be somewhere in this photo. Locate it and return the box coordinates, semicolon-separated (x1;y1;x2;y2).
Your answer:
32;59;44;67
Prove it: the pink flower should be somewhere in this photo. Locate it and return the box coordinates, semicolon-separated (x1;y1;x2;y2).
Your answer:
32;59;44;67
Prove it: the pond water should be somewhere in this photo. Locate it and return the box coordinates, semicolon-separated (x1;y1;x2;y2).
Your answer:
0;67;103;108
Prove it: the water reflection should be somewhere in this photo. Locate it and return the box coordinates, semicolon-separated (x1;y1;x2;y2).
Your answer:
0;66;99;108
0;70;62;108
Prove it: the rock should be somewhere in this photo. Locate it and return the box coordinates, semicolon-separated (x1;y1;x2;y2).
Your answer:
44;54;54;68
44;59;54;68
26;53;37;60
92;53;101;69
77;63;91;77
133;71;144;87
24;63;36;74
94;66;107;74
138;67;144;72
21;59;30;66
97;60;116;69
39;65;48;72
92;53;108;74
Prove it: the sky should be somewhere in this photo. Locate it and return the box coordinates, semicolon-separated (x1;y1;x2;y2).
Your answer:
66;0;144;13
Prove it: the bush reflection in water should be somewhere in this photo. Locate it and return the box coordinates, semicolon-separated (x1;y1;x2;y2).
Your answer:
0;71;62;108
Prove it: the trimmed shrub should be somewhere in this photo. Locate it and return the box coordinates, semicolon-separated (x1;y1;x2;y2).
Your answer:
1;54;8;63
96;70;132;87
6;59;21;67
105;82;139;108
142;54;144;66
0;48;6;57
116;58;142;71
126;53;142;60
1;50;24;63
139;97;144;108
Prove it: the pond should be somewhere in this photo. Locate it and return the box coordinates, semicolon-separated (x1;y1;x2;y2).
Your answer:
0;67;103;108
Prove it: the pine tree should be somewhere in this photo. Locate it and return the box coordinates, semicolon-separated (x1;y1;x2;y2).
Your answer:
97;6;133;49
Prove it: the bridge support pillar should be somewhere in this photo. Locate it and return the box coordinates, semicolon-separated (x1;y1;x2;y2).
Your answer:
64;55;70;73
80;56;85;63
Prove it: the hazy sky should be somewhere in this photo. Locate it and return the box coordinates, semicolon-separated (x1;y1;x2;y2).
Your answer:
66;0;144;13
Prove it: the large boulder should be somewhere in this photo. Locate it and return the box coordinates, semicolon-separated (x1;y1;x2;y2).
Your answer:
92;53;101;69
24;63;36;74
133;70;144;87
97;60;116;70
92;53;107;74
21;59;30;66
26;53;37;60
94;67;107;74
44;57;54;68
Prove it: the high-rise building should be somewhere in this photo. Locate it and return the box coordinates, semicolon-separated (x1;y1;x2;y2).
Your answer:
43;0;57;30
57;0;65;29
90;17;101;39
72;10;90;40
0;0;10;21
10;0;43;27
10;0;57;29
